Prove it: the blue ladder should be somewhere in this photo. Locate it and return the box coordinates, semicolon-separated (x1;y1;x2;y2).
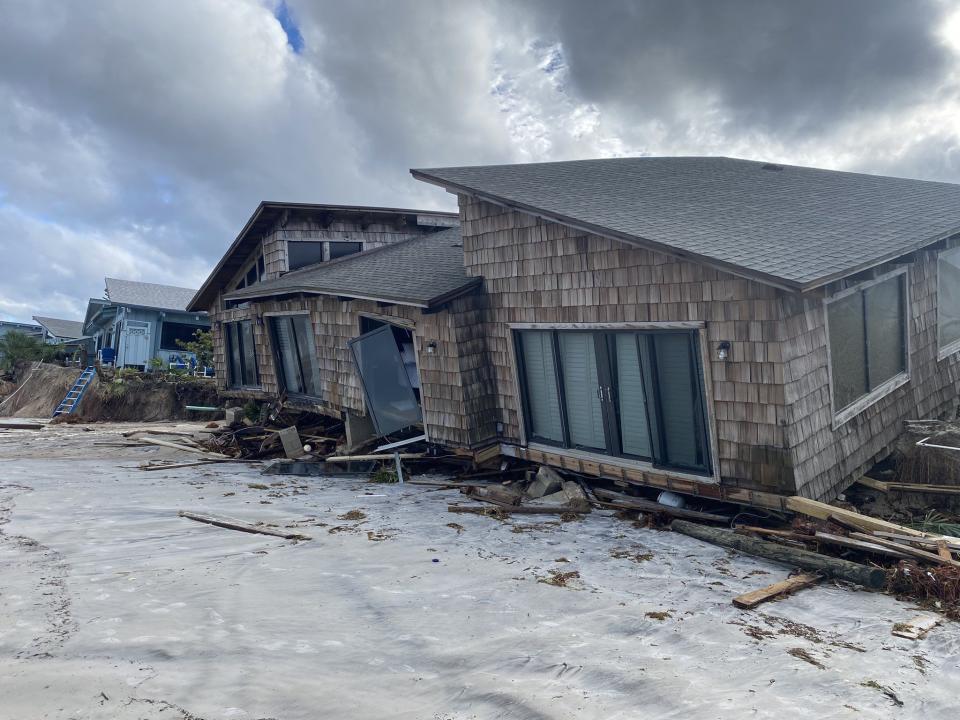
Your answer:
53;366;96;417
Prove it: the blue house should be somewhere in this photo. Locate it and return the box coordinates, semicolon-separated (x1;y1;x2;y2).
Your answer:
83;278;210;370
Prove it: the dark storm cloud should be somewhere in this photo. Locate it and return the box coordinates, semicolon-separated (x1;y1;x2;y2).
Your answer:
520;0;954;137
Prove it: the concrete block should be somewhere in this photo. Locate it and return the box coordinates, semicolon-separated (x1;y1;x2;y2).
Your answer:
525;465;564;499
277;426;303;459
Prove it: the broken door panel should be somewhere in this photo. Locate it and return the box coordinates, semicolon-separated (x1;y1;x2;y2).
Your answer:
348;325;422;436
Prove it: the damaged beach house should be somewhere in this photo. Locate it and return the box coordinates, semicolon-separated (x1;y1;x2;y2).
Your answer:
83;277;211;370
188;157;960;509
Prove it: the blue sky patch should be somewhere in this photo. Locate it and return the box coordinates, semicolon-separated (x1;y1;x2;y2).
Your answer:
274;1;304;54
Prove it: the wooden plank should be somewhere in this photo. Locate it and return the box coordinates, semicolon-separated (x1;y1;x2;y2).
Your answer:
178;511;311;540
787;497;928;537
447;504;585;515
849;532;960;567
324;453;425;462
872;531;960;550
855;477;890;492
892;615;941;640
732;572;820;609
814;531;912;560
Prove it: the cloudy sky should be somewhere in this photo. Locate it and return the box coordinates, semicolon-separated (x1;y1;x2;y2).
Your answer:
2;0;960;323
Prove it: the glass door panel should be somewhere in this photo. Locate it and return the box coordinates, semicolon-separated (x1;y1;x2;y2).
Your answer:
557;332;606;451
519;331;564;443
652;333;707;470
614;333;653;458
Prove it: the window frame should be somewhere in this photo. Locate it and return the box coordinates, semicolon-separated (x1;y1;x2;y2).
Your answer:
512;325;712;475
224;319;260;389
266;312;322;400
824;267;910;428
937;246;960;360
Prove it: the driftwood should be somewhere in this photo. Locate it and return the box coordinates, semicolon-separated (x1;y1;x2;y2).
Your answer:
140;460;227;471
732;572;821;609
0;422;43;430
178;511;311;540
857;477;960;495
139;437;230;458
121;428;196;438
672;520;887;589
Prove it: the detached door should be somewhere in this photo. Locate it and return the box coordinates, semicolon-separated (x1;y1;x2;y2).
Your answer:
348;325;422;436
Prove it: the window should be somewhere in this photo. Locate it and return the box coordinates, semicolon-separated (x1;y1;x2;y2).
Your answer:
329;241;362;260
269;315;321;397
160;322;204;351
514;329;711;473
288;241;326;271
939;247;960;353
225;320;259;387
827;272;907;413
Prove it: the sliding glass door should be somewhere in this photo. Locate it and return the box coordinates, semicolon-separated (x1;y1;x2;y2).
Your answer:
269;315;322;398
515;328;711;473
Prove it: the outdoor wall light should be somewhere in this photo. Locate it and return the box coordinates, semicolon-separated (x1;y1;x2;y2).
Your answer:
717;341;731;361
426;341;437;354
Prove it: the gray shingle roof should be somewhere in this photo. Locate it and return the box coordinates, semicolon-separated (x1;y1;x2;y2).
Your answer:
224;227;479;308
105;278;201;312
32;316;85;339
412;157;960;291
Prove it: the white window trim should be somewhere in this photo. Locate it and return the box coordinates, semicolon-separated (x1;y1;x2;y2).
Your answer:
505;321;719;482
824;267;911;429
936;246;960;360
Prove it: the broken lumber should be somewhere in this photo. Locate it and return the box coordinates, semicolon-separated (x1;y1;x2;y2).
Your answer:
849;532;960;567
871;532;960;551
937;540;954;561
671;520;887;589
732;572;821;609
857;477;960;495
787;497;940;538
735;525;812;541
0;422;43;430
892;615;941;640
178;511;311;540
593;488;729;523
324;453;425;462
813;532;913;560
138;437;230;458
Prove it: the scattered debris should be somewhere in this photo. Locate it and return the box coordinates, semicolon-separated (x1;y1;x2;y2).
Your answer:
644;611;671;621
860;680;903;707
337;510;367;521
539;570;580;588
787;647;825;670
446;522;465;533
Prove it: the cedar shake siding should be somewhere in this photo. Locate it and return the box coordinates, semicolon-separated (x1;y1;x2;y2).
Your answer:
780;239;960;500
211;293;490;449
457;195;960;501
458;196;792;495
